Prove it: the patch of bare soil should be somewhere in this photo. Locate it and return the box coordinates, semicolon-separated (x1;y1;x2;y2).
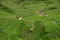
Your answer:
35;10;48;16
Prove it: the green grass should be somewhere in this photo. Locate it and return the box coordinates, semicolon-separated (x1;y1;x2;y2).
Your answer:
0;0;60;40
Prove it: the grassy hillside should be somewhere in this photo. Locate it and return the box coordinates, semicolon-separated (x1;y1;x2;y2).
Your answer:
0;0;60;40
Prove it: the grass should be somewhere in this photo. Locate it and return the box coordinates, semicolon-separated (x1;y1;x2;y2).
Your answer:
0;0;60;40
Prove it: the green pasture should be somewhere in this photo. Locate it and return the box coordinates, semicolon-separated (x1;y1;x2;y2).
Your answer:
0;0;60;40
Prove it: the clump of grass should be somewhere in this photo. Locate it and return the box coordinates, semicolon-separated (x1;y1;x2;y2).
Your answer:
24;7;26;9
47;7;57;10
0;3;15;14
44;1;53;4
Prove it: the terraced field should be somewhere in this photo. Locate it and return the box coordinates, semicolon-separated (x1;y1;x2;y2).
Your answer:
0;0;60;40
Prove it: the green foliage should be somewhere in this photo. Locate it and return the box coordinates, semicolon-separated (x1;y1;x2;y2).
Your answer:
11;34;18;40
0;0;60;40
0;28;10;40
47;7;57;10
42;34;50;40
14;0;25;4
50;28;60;38
16;20;30;39
45;1;52;4
34;21;45;40
0;3;15;14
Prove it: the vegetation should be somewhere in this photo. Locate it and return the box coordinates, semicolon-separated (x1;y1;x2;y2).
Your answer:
0;0;60;40
33;21;45;40
0;3;15;14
